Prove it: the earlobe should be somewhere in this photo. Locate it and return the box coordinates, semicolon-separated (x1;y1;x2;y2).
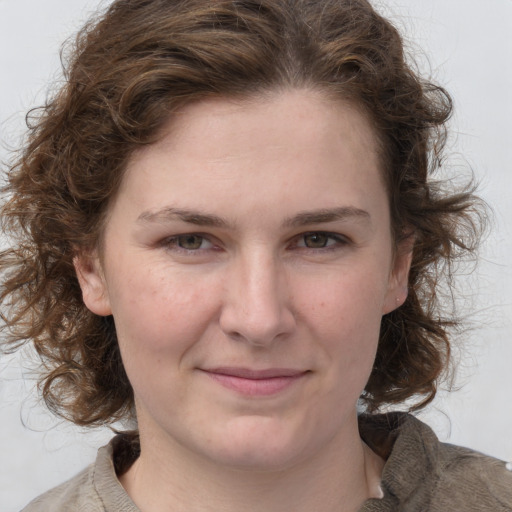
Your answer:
73;252;112;316
382;237;414;315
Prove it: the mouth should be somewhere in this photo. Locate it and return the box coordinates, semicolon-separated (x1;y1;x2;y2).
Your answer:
199;367;309;396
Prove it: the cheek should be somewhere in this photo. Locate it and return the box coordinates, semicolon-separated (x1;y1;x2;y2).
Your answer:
108;267;221;357
109;270;223;408
299;266;387;332
296;268;387;372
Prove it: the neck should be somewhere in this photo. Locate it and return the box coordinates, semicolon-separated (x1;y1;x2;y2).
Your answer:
119;416;384;512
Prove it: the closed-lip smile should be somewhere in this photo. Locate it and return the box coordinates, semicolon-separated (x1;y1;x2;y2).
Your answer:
199;367;309;396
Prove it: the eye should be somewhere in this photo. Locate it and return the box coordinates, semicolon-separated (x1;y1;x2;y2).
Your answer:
177;234;208;250
302;233;333;248
296;232;346;249
164;234;214;251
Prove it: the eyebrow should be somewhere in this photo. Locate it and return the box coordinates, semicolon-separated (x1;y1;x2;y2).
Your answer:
283;207;371;228
137;207;233;228
137;206;371;229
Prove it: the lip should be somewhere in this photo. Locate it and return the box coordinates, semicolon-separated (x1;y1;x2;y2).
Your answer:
200;367;309;396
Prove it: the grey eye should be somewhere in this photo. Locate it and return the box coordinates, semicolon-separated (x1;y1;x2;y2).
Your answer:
177;234;205;250
303;233;331;248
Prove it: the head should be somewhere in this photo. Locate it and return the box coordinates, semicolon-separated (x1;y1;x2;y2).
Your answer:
1;0;479;428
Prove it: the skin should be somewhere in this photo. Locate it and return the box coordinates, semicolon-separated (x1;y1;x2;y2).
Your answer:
76;89;411;512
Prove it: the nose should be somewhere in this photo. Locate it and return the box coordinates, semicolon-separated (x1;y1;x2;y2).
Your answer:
219;250;296;346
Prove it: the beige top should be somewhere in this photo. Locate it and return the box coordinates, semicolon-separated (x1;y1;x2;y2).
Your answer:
22;413;512;511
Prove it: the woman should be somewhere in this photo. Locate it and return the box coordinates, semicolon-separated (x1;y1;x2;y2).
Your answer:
1;0;511;510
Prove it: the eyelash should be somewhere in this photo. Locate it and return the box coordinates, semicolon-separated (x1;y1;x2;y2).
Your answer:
160;234;217;253
160;231;350;254
293;232;349;251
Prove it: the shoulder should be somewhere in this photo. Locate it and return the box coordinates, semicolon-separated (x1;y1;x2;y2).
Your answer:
432;441;512;511
21;435;140;512
21;465;102;512
360;412;512;511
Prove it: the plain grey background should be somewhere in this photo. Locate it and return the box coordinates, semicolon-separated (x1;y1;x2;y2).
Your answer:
1;0;511;510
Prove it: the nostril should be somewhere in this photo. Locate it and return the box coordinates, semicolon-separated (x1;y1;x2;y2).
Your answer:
219;302;294;346
224;330;244;341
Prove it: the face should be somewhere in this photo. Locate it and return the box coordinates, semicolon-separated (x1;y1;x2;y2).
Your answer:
76;89;410;471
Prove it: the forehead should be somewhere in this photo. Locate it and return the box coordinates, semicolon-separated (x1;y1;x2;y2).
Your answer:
126;89;380;175
112;89;386;225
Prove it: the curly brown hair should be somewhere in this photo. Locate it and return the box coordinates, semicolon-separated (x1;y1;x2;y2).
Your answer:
0;0;482;427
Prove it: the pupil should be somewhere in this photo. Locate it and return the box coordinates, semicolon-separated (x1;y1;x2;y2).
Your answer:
306;233;327;248
179;235;202;250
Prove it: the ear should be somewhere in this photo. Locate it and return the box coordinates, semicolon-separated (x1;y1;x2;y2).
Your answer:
382;235;414;315
73;250;112;316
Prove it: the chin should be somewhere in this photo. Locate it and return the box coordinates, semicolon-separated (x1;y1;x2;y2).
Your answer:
200;415;317;471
